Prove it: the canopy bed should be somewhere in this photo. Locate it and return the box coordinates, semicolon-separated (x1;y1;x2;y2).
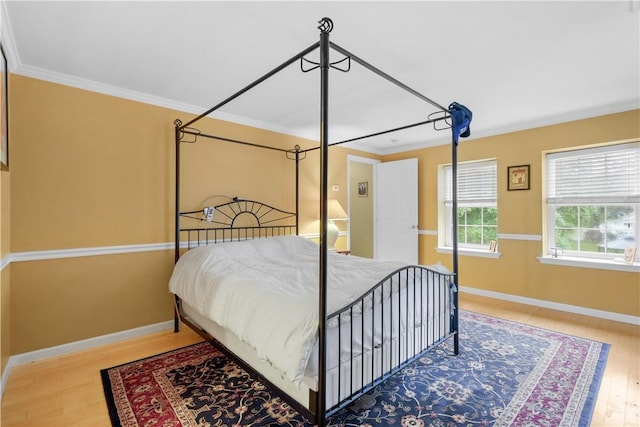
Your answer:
170;18;472;426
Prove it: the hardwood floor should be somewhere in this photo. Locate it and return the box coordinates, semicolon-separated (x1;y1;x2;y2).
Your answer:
1;294;638;426
1;325;204;427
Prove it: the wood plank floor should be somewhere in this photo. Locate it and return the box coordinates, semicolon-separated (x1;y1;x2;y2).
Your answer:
1;294;638;426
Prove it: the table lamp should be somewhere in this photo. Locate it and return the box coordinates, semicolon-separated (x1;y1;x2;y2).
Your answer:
326;199;348;250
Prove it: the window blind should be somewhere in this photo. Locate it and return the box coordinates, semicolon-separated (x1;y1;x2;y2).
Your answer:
547;142;640;204
445;160;497;204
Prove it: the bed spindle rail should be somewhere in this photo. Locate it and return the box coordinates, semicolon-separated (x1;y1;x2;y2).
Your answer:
325;265;456;415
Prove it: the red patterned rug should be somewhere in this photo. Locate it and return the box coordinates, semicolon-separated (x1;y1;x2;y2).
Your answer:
101;341;309;426
101;311;609;427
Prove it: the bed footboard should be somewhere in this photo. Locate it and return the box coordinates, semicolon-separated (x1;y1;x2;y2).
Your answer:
324;265;457;414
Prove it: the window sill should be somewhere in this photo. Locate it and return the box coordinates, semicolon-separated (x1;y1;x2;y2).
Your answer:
437;247;501;259
538;256;640;272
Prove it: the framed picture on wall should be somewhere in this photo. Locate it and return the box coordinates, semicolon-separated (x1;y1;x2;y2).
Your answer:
507;164;530;191
623;247;637;264
1;44;8;170
358;181;368;197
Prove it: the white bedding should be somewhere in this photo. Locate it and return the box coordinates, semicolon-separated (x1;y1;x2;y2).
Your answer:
169;235;449;385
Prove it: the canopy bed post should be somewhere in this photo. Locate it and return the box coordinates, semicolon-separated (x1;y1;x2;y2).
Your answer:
449;101;472;355
451;134;460;354
316;16;332;427
174;120;183;266
173;120;183;333
295;145;300;235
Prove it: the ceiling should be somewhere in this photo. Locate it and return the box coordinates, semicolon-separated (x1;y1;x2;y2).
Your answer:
2;1;639;154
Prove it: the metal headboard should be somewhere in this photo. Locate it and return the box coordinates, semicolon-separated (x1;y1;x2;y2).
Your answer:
178;197;297;251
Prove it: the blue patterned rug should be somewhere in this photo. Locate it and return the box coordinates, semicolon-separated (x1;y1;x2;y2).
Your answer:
101;311;609;426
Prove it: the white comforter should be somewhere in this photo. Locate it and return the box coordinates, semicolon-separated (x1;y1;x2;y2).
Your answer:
169;236;435;384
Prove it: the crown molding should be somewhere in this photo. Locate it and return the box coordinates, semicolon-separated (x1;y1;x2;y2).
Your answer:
378;101;640;156
12;62;320;146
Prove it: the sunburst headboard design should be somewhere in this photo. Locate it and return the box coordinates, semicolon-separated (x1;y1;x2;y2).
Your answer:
179;197;297;248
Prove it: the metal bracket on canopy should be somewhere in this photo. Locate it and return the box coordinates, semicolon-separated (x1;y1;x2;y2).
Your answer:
174;119;199;143
302;19;349;73
286;145;306;161
300;54;351;73
428;110;452;132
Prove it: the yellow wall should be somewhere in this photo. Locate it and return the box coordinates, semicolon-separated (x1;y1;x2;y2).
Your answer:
10;251;175;352
1;73;638;362
385;110;640;317
4;76;289;354
3;75;373;355
1;170;9;373
1;70;12;372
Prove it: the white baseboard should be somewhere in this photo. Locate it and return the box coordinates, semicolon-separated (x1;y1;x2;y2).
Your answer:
460;286;640;326
1;320;174;399
2;288;638;400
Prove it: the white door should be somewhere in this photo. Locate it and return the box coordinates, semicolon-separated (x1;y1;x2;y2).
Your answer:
374;158;418;263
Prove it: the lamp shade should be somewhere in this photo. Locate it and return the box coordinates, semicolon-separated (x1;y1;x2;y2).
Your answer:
327;199;348;220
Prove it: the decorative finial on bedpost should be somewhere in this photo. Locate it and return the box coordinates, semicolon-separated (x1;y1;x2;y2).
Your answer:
174;119;182;128
318;17;333;33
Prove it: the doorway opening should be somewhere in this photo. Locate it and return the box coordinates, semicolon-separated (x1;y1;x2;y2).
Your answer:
347;155;379;258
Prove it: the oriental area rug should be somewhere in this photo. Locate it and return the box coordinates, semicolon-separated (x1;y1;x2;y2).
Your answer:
101;311;609;427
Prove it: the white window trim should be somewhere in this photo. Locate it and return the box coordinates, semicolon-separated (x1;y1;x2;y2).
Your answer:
437;246;501;259
538;255;639;272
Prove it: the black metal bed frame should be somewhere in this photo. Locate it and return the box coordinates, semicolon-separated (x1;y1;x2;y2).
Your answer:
178;198;298;247
172;18;464;426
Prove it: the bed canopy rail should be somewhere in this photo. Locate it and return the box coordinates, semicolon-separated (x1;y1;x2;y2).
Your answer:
177;125;302;154
300;115;452;153
173;17;471;426
329;41;450;112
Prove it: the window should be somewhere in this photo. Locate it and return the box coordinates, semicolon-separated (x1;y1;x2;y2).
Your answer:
546;141;639;261
443;160;497;249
